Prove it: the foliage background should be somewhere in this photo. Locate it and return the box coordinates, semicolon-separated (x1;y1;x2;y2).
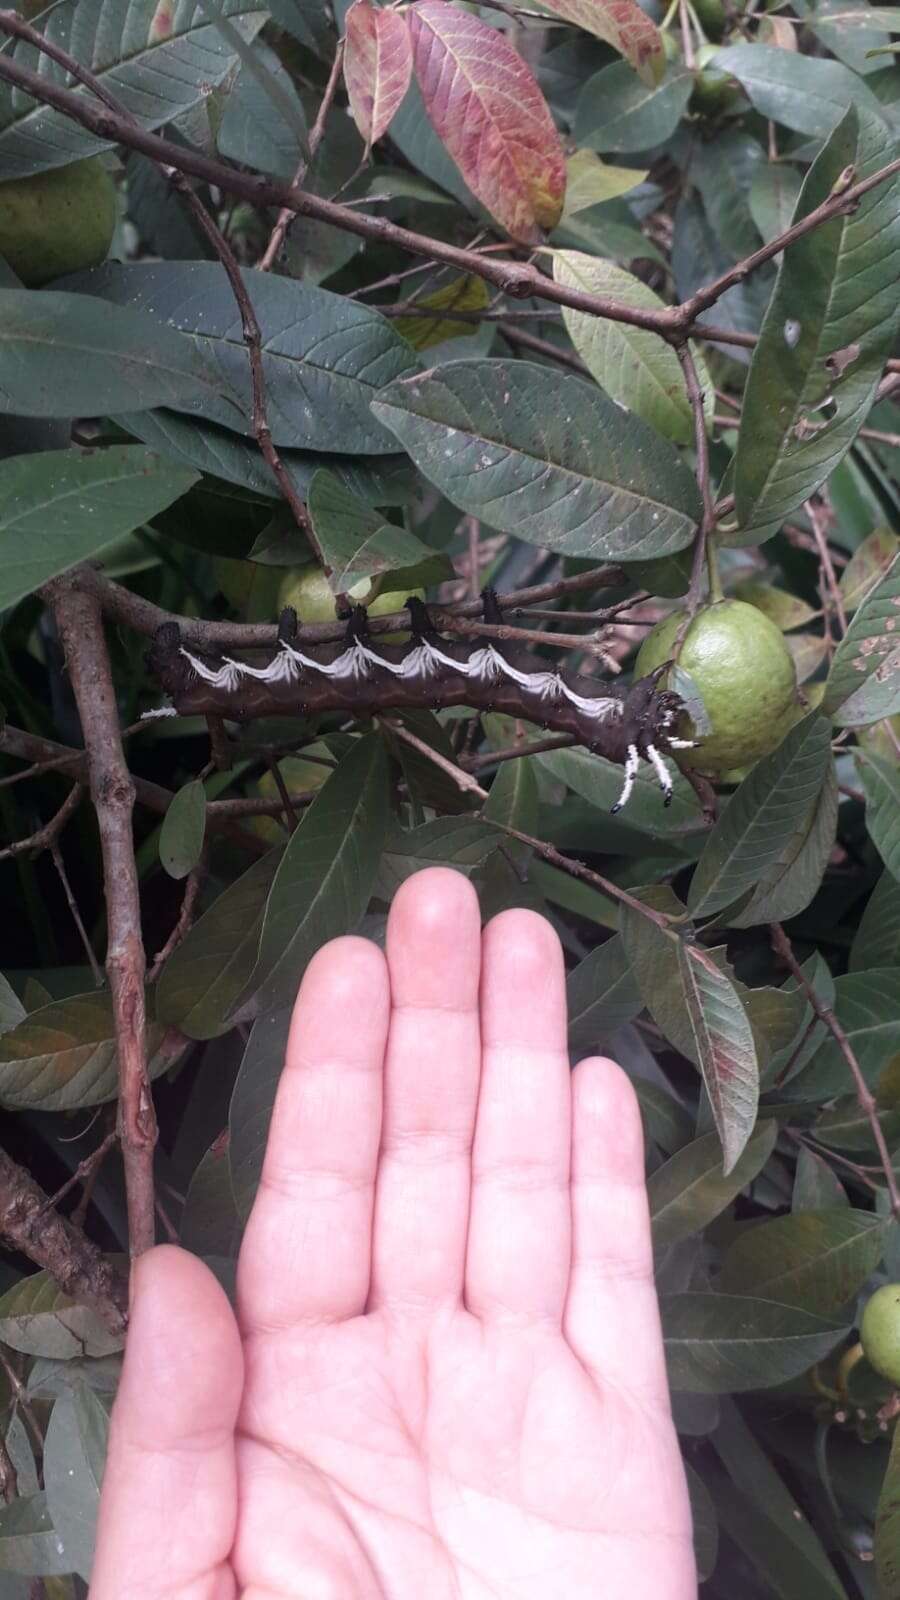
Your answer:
0;0;899;1592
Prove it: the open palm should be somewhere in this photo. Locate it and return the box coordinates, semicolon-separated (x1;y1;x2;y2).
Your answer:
91;868;695;1600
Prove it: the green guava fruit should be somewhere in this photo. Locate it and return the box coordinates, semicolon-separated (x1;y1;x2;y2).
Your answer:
0;159;116;287
635;599;800;775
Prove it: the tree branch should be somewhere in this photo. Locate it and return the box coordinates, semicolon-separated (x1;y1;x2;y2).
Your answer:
76;562;628;649
43;577;157;1259
0;1142;127;1335
0;34;896;343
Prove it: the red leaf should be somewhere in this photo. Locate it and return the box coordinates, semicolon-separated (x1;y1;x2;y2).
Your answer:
344;0;413;150
407;2;566;243
539;0;665;87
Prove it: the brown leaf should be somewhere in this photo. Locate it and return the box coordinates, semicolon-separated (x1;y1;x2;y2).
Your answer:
538;0;665;86
407;2;566;242
344;0;413;151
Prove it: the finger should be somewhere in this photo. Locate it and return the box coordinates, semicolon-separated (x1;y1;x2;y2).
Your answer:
564;1058;670;1403
91;1246;242;1600
368;868;482;1314
466;909;571;1325
237;936;389;1332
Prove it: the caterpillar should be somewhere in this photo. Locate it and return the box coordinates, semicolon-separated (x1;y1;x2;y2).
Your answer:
145;593;696;814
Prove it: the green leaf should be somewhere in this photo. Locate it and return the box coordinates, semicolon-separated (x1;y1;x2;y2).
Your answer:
824;551;900;725
748;162;805;245
857;752;900;879
876;1405;900;1600
813;1095;900;1154
228;1006;292;1221
43;1386;109;1583
718;1209;887;1316
685;1463;719;1584
231;734;391;1019
0;1272;123;1361
407;4;566;243
552;252;712;446
374;818;501;898
0;994;171;1112
0;447;197;612
791;968;900;1100
732;754;838;929
731;581;817;631
0;1494;71;1578
839;527;900;613
217;40;308;180
734;108;900;539
0;974;26;1033
792;1146;849;1210
156;849;283;1040
620;909;759;1174
482;756;538;838
661;1292;848;1393
394;275;491;352
180;1136;241;1256
566;935;643;1055
0;0;267;179
711;1398;850;1600
633;1079;694;1156
688;716;833;918
561;150;648;217
851;872;900;971
370;360;701;562
574;61;693;154
711;43;884;137
158;779;206;881
118;407;415;507
0;289;230;420
66;263;417;452
306;470;451;593
649;1121;778;1251
537;744;704;840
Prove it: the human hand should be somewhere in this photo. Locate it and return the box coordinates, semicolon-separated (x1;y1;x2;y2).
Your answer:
91;867;695;1599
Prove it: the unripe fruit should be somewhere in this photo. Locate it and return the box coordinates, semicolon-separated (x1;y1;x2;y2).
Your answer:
635;599;800;775
0;159;116;287
861;1285;900;1385
276;563;425;643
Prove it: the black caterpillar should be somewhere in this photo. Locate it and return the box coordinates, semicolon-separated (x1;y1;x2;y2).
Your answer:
145;593;696;814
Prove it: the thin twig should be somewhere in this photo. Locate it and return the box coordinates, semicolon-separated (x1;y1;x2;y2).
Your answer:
50;841;104;986
259;37;346;271
39;1129;119;1221
0;782;84;862
383;719;678;930
0;36;896;344
770;922;900;1216
147;855;207;983
675;340;720;612
0;1349;43;1460
265;756;300;834
461;732;575;769
806;496;848;635
44;577;157;1260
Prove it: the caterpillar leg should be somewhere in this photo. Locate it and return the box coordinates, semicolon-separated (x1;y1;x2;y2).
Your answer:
645;742;674;807
610;743;640;815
